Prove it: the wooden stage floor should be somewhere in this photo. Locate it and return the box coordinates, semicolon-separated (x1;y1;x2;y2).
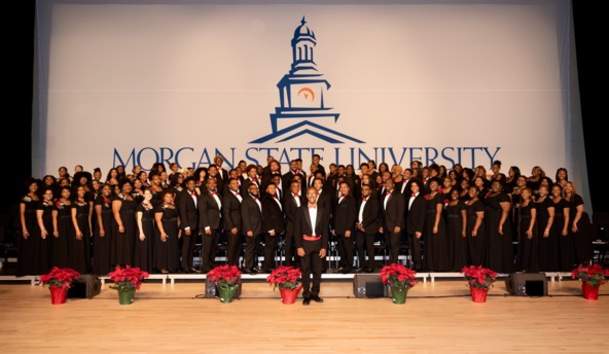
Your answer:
1;280;608;353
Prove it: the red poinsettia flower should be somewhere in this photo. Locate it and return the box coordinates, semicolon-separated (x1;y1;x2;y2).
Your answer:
40;267;80;288
572;264;609;287
108;266;149;291
379;263;417;289
266;266;302;289
207;265;241;286
462;265;497;289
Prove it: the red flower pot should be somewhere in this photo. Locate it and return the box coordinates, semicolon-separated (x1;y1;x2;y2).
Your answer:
49;286;68;305
279;285;302;304
470;287;488;303
582;282;600;300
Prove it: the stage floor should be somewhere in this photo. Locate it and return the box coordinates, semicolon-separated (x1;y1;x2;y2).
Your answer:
1;280;608;353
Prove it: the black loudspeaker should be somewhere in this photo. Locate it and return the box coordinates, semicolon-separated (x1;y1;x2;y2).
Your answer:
68;274;101;299
353;273;387;298
204;278;242;299
505;272;547;296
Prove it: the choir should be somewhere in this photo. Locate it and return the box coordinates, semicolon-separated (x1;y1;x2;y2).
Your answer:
16;158;594;276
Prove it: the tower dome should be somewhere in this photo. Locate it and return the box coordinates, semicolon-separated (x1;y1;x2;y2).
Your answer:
293;16;316;40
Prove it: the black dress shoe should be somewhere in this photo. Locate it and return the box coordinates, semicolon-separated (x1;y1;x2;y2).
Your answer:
310;294;323;303
340;267;353;274
302;296;311;305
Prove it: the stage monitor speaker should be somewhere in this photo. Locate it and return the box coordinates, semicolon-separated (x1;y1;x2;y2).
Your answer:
353;273;387;298
204;277;242;299
68;274;101;299
505;272;547;296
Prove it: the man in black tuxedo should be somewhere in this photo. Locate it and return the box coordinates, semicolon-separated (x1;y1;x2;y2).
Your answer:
214;155;229;183
355;184;381;272
296;187;329;305
282;159;307;197
261;183;285;273
381;178;405;264
313;177;333;212
240;183;263;274
406;180;426;270
223;178;243;265
177;177;199;273
333;182;357;273
240;164;261;197
198;177;222;273
283;180;304;266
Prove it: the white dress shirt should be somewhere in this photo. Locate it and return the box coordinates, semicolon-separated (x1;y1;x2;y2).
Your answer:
308;206;318;235
358;197;368;224
408;192;419;211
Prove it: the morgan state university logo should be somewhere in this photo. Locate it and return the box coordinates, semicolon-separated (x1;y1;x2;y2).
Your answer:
250;17;364;144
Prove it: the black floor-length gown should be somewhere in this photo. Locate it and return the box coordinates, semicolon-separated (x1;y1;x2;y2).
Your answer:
554;198;574;271
52;201;70;268
17;196;38;276
516;202;538;272
70;201;91;273
424;193;450;271
114;195;137;266
155;204;179;272
465;199;486;266
34;201;53;274
446;201;466;271
568;194;593;265
134;203;155;273
537;197;558;271
485;192;513;273
93;196;113;275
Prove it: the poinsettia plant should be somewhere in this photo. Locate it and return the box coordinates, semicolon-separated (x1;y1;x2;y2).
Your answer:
207;265;241;286
108;266;149;291
572;264;609;286
462;265;497;289
266;266;301;289
380;263;417;289
40;267;80;288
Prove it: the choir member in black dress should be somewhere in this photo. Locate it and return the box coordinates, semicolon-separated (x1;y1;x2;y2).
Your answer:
35;188;54;274
423;178;449;271
198;177;222;273
284;180;304;267
18;180;40;275
154;190;179;273
406;180;425;270
464;186;486;266
135;189;155;273
261;183;285;272
50;187;70;268
333;182;357;273
112;181;137;267
93;184;113;275
536;185;558;271
485;180;513;273
177;177;199;272
551;184;572;270
446;189;467;271
70;185;92;273
516;188;538;272
222;178;243;266
563;182;593;265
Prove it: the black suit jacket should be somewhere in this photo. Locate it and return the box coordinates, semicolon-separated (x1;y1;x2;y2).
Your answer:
222;191;242;232
295;205;329;249
198;191;222;231
406;194;426;234
261;195;285;234
240;195;262;236
282;170;307;196
333;194;357;235
177;189;198;231
357;197;381;234
381;190;405;231
284;193;304;238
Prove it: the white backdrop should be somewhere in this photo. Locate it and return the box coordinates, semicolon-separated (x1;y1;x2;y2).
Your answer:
33;0;588;202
